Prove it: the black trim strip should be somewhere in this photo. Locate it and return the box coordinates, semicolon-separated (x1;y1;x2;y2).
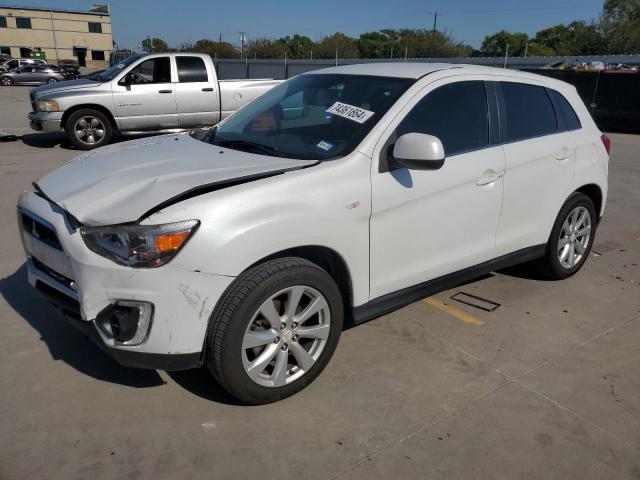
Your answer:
351;245;545;325
138;163;318;221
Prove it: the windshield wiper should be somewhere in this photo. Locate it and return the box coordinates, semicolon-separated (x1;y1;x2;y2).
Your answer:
213;139;284;157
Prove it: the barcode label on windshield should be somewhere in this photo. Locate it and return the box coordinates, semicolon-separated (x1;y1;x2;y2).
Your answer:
325;102;375;124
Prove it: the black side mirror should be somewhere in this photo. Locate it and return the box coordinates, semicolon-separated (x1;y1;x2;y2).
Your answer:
119;72;132;86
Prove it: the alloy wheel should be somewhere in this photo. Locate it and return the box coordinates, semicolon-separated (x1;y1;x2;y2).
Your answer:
558;206;592;269
74;116;105;145
241;285;331;387
0;77;11;86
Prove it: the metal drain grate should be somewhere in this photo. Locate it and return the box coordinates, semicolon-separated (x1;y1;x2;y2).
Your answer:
450;292;501;312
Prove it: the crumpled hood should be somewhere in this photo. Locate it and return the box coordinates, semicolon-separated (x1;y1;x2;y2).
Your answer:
36;133;313;225
32;79;102;96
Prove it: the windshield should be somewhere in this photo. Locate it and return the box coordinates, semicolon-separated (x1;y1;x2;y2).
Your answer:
208;74;414;160
98;55;141;81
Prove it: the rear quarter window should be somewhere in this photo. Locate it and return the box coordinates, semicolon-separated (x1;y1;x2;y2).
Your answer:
176;56;208;83
549;89;581;131
500;82;558;142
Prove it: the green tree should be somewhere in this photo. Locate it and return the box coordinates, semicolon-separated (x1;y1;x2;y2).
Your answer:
358;30;399;58
278;34;314;59
396;29;472;58
141;37;169;53
534;22;605;56
245;37;288;59
180;39;240;58
481;30;529;56
601;0;640;53
314;33;360;59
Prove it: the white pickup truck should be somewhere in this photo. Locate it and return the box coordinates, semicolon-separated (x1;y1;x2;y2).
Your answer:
27;52;282;149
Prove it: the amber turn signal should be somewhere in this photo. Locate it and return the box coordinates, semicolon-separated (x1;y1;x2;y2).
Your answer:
155;230;190;252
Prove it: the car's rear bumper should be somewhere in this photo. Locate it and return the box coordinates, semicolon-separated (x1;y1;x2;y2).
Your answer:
28;111;63;133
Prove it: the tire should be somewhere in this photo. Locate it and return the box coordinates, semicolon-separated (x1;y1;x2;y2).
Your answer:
206;257;344;404
0;76;13;86
47;78;58;84
65;109;113;150
538;192;597;280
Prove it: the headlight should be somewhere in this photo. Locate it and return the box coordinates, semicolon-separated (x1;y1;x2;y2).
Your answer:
37;100;59;112
80;220;199;268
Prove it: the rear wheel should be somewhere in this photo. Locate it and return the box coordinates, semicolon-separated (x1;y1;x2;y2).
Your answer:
538;192;597;279
0;76;13;86
206;257;343;404
47;77;58;84
65;109;112;150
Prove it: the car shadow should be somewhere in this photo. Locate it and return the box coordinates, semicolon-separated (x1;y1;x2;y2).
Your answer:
168;369;245;405
1;263;245;403
21;132;74;149
0;263;165;388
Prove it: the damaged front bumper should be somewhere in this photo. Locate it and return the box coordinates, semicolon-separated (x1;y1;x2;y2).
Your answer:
17;190;234;371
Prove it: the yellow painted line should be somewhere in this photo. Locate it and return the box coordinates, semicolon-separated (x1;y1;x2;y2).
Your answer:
424;298;485;326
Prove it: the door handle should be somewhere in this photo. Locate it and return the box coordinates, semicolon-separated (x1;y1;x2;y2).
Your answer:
202;87;214;92
556;148;572;161
158;89;172;94
476;171;502;186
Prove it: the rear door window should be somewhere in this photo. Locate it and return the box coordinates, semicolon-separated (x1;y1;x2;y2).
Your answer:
176;56;208;83
549;89;581;131
396;80;490;156
500;82;558;142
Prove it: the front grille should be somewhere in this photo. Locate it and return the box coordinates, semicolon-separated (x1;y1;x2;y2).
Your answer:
20;212;62;251
32;256;75;290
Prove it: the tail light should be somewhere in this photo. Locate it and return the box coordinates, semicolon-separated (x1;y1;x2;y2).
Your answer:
600;134;611;155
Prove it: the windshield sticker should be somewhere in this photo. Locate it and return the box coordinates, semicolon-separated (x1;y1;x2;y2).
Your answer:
325;102;375;124
316;140;335;151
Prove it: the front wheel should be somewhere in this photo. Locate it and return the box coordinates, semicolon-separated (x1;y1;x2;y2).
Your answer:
538;192;597;279
47;77;58;84
206;257;344;404
65;109;113;150
0;76;13;86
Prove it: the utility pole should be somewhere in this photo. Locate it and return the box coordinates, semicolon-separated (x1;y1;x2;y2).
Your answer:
239;31;246;58
503;43;509;68
335;48;338;66
432;12;438;40
404;46;408;61
50;10;59;62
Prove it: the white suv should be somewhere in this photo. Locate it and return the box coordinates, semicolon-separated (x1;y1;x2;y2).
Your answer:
17;63;609;404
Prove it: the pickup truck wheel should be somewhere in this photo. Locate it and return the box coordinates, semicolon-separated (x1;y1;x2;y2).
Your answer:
538;192;597;279
66;109;112;150
206;257;343;404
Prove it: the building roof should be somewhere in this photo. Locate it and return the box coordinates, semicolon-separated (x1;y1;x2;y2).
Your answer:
0;4;110;16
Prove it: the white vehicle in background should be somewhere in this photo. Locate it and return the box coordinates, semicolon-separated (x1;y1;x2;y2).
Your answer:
18;63;609;404
27;52;282;149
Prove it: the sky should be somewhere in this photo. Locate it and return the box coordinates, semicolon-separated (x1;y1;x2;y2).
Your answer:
6;0;605;50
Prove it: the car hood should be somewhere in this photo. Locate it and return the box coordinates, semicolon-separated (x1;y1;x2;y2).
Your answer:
32;79;101;96
36;133;313;225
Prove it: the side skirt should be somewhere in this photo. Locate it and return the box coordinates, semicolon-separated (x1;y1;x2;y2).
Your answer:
351;245;546;325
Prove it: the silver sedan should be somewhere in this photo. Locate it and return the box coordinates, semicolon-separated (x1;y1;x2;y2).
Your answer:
0;65;67;86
